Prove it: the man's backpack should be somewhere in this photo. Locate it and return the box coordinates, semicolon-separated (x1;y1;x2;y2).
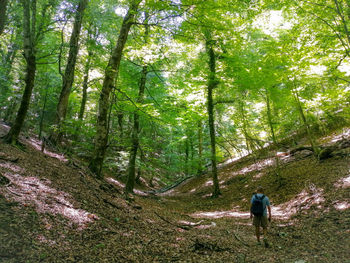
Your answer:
251;194;265;216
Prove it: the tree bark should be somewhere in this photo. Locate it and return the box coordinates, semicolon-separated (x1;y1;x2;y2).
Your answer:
4;0;36;145
0;0;8;35
89;0;142;177
125;13;149;193
78;50;92;121
205;39;221;198
125;67;147;193
38;86;49;139
197;120;203;175
265;87;277;145
51;0;88;144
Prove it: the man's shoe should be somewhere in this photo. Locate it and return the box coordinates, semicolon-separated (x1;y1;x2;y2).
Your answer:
263;238;270;248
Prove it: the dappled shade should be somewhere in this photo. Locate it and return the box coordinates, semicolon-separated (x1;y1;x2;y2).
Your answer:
0;172;97;227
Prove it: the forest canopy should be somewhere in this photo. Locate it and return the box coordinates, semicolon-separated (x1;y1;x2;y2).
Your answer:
1;0;349;195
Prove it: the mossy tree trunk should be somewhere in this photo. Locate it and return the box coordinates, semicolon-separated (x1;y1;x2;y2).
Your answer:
89;0;142;178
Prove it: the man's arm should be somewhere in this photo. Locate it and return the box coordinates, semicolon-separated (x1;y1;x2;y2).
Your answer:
267;205;271;221
250;204;253;219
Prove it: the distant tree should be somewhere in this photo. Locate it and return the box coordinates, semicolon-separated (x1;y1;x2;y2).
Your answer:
50;0;88;145
0;0;9;35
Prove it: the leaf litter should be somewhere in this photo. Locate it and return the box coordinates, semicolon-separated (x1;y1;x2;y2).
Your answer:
0;124;349;262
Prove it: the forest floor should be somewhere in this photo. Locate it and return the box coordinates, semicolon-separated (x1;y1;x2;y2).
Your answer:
0;123;349;263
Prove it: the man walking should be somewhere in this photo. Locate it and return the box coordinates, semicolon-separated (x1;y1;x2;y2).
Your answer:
250;186;272;246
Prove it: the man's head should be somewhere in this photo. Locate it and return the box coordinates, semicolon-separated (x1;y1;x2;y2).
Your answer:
257;186;264;193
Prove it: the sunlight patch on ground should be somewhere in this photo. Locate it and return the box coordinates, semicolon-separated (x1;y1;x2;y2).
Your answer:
334;173;350;188
106;177;148;196
27;138;68;162
321;128;350;144
333;201;350;211
192;187;325;220
0;162;25;174
204;180;213;186
230;158;275;177
253;172;264;180
191;210;250;219
273;187;325;219
0;173;97;228
37;234;57;246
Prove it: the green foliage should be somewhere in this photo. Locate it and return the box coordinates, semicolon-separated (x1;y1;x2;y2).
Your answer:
1;0;349;183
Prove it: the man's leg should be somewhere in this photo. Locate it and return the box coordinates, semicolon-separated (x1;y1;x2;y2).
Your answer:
255;226;260;242
263;227;267;239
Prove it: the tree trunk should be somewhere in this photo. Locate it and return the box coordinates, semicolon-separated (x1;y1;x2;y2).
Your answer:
0;0;8;35
38;86;49;139
4;0;36;145
78;51;92;121
205;39;221;198
197;120;203;175
265;88;277;145
185;136;189;175
89;0;142;177
125;66;147;193
265;87;282;182
292;85;320;156
51;0;88;144
125;13;149;193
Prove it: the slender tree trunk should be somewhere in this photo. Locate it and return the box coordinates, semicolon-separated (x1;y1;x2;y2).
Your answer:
38;86;49;139
89;0;142;177
125;14;149;193
185;136;189;175
190;132;194;175
78;52;92;121
264;87;282;181
4;0;36;145
292;85;320;156
238;98;251;154
265;88;277;145
197;120;203;175
205;39;221;198
51;0;88;144
0;0;8;35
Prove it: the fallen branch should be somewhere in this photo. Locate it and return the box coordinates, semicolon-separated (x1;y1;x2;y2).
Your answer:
0;156;19;163
233;232;249;247
154;211;190;230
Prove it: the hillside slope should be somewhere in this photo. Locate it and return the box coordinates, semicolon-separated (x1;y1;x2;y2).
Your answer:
0;124;349;262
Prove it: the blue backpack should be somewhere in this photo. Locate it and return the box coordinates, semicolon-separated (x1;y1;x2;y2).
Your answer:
251;194;265;216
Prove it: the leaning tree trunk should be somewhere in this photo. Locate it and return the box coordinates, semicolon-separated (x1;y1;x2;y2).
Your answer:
89;0;142;177
0;0;9;35
4;0;36;145
50;0;88;145
205;39;221;198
